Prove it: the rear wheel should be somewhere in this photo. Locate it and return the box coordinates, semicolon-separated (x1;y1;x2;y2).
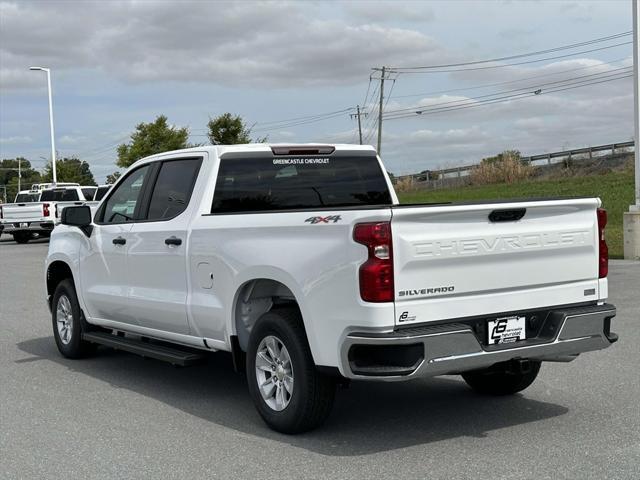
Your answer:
246;308;336;433
13;232;32;244
52;279;96;359
462;360;541;395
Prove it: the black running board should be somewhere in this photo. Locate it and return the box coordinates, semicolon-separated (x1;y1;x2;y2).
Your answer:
82;331;206;366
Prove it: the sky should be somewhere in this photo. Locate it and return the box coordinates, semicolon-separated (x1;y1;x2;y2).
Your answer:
0;0;634;183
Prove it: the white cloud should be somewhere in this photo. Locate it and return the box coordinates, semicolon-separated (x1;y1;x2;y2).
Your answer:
0;0;449;89
0;0;633;181
343;1;435;23
0;135;32;144
58;135;83;145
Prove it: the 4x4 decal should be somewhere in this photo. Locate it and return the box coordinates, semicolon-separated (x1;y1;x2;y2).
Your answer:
305;215;342;224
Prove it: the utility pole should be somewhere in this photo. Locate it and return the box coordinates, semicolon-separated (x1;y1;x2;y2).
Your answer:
18;158;21;193
377;66;386;154
624;0;640;259
350;105;367;145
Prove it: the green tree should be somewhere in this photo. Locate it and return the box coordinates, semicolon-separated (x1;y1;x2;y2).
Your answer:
106;171;121;185
43;157;96;185
0;158;42;200
116;115;190;168
207;112;266;145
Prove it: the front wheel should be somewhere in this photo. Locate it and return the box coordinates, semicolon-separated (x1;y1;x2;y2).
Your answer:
462;360;541;396
52;279;96;359
246;308;336;434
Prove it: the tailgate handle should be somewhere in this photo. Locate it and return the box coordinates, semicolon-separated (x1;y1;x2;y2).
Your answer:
489;208;526;222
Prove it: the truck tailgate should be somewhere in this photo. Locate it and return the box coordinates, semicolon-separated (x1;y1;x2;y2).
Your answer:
1;203;45;222
391;198;601;326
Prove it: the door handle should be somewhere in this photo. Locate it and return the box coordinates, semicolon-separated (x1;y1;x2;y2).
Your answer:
112;236;126;245
165;236;182;246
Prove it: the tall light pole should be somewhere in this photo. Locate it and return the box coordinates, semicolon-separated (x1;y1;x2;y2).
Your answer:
633;0;640;209
29;67;57;185
624;0;640;259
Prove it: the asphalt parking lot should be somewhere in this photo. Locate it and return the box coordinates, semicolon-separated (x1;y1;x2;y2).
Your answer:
1;237;638;480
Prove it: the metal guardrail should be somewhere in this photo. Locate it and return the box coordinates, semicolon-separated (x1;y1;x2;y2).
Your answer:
397;140;635;182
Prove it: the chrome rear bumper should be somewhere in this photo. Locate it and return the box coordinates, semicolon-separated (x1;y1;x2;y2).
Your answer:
340;304;617;381
1;221;54;233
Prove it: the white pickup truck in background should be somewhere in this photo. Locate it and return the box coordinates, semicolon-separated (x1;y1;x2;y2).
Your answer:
1;184;98;243
45;144;617;433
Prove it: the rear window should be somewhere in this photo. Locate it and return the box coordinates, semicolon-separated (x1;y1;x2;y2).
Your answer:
15;193;38;203
40;189;80;202
211;155;392;213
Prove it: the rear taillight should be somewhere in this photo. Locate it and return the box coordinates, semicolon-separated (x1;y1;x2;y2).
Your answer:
597;208;608;278
353;222;394;302
43;203;50;217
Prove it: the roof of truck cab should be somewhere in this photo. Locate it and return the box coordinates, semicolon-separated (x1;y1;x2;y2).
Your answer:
132;143;377;166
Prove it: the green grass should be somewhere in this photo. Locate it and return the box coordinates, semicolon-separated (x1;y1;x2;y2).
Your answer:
398;171;635;258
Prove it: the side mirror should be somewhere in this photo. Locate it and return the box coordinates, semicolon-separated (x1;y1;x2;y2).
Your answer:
61;205;92;227
61;205;93;237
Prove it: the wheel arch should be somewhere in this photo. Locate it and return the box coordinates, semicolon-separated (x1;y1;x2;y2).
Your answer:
231;278;317;360
46;260;75;299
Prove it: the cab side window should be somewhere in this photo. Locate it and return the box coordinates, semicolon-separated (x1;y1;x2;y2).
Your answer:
101;165;150;224
146;158;201;221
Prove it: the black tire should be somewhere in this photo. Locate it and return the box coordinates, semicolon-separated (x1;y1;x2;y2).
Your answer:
246;308;336;434
13;232;31;244
52;279;96;359
462;360;541;396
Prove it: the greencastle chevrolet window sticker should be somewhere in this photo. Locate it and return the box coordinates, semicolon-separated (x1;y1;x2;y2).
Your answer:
272;158;330;165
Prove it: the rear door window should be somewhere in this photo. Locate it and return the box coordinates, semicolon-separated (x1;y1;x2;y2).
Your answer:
211;155;391;213
145;158;201;221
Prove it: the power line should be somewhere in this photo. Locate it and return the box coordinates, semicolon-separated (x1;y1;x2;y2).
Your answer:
382;66;632;117
383;73;632;120
252;110;353;133
383;73;633;120
393;41;632;74
383;78;397;111
391;56;631;99
361;75;374;110
382;73;632;121
390;31;631;71
80;135;130;158
252;107;354;128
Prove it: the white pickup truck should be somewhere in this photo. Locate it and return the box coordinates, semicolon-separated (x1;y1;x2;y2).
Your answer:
45;144;617;433
1;184;97;243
